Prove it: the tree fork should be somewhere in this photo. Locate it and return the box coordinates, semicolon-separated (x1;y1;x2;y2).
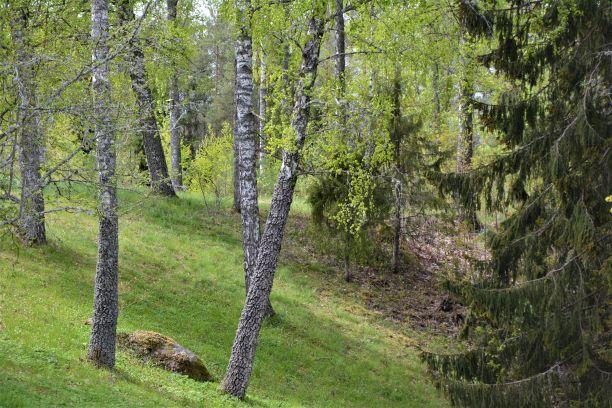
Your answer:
221;15;325;398
234;0;274;318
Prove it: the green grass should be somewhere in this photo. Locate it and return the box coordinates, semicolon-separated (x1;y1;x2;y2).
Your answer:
0;189;448;407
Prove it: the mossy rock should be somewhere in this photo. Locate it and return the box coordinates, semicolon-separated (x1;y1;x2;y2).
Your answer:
117;330;213;382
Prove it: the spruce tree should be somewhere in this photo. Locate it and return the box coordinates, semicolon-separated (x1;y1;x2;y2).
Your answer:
425;0;611;405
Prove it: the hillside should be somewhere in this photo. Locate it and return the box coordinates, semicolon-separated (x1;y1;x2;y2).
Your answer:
0;190;448;407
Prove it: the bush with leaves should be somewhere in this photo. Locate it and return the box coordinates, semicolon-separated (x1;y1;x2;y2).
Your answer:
187;123;233;209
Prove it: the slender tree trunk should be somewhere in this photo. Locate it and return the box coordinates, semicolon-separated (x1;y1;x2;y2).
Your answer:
258;55;266;172
167;0;182;190
336;0;353;278
10;9;46;245
456;80;473;173
234;0;274;317
392;178;402;273
391;66;403;273
221;15;325;399
343;233;351;282
88;0;119;369
279;40;292;121
334;0;346;94
118;0;175;197
433;61;440;136
232;57;241;213
456;25;479;230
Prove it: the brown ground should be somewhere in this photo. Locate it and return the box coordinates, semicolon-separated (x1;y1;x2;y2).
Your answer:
283;214;489;338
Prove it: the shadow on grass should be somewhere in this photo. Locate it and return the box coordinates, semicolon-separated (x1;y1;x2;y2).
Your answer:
0;189;445;407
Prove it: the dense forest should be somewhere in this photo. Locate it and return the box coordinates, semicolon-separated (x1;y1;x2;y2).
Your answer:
0;0;610;406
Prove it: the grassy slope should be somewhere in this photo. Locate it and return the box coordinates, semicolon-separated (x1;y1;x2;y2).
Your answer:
0;190;448;407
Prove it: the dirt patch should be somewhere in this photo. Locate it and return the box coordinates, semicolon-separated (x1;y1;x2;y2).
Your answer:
283;214;488;337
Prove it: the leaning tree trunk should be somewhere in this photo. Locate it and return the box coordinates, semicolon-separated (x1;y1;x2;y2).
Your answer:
167;0;182;190
118;0;175;197
221;15;325;399
234;0;274;317
88;0;120;369
11;10;46;245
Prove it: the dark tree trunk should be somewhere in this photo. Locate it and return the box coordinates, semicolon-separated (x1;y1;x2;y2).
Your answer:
433;61;440;131
117;0;176;197
334;0;347;128
456;80;474;172
392;179;402;273
391;66;403;273
88;0;119;369
221;15;325;399
11;9;46;246
456;25;480;230
234;0;274;317
334;0;346;93
167;0;182;190
343;234;351;282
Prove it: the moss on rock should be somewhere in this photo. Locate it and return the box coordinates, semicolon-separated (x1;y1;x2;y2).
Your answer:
118;330;213;382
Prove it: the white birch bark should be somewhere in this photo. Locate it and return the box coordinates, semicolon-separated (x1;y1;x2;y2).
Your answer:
88;0;120;369
234;0;274;318
167;0;183;190
221;15;325;399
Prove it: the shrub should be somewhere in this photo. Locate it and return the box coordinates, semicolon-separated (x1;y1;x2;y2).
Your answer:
186;122;233;209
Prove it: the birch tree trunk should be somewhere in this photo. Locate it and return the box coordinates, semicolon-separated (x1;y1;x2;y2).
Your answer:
258;56;266;172
334;0;346;93
88;0;120;369
221;15;325;399
233;56;241;213
11;9;46;246
167;0;182;190
118;0;176;197
234;0;274;317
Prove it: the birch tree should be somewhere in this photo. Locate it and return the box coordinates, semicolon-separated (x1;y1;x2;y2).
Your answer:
221;12;325;398
88;0;120;369
167;0;182;190
258;54;266;171
234;0;274;317
117;0;176;197
10;7;46;245
390;67;402;273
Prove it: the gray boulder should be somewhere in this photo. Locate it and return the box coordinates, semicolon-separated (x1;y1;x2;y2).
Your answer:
117;330;213;382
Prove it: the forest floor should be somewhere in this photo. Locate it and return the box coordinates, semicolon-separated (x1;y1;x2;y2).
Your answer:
281;210;488;347
0;189;455;407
